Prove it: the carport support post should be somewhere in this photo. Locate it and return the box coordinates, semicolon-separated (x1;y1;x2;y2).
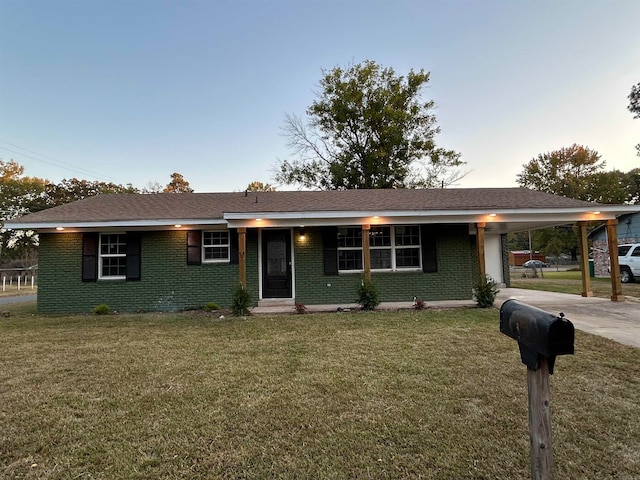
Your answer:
238;228;247;288
606;219;624;302
476;222;486;279
577;221;592;297
362;224;371;283
528;356;553;480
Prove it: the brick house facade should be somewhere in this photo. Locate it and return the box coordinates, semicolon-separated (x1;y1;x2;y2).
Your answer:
6;188;637;313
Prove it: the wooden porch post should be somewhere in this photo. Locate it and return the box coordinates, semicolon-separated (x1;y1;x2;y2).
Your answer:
476;222;486;279
238;227;247;288
606;219;624;302
577;221;592;297
362;224;371;283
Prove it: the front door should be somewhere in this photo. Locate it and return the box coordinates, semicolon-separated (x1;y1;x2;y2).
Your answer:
262;229;292;298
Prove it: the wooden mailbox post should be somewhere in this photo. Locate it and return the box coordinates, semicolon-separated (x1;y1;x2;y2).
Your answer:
500;299;575;480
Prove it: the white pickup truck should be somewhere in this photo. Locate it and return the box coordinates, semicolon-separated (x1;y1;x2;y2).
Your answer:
618;243;640;283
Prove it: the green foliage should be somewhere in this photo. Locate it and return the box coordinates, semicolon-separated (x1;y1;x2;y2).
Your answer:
516;145;639;204
246;181;276;192
231;283;251;316
0;160;48;266
163;172;193;193
204;302;220;312
44;178;138;206
357;279;380;311
92;304;111;315
629;82;640;157
0;159;139;267
275;60;464;190
516;144;605;200
472;275;499;308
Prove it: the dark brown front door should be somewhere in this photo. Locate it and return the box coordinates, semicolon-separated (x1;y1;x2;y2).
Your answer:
262;229;292;298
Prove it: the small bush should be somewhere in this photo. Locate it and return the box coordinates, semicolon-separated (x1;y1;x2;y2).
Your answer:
92;304;111;315
357;279;379;311
232;283;251;316
204;302;220;312
473;275;499;308
414;299;427;310
294;303;307;314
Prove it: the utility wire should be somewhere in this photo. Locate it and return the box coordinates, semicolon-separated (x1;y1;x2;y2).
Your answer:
0;141;125;183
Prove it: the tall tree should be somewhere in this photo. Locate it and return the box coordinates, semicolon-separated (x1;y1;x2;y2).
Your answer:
0;161;141;266
44;178;138;207
164;172;193;193
583;170;632;204
0;160;48;266
246;181;276;192
516;144;605;200
274;60;463;190
628;82;640;156
626;168;640;204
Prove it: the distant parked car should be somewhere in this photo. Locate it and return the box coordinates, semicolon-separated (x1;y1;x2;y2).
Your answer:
523;260;549;268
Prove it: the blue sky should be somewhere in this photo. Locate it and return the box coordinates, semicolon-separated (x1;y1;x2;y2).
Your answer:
1;0;638;192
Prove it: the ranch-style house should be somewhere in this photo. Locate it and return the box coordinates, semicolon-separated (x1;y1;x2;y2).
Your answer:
5;188;638;314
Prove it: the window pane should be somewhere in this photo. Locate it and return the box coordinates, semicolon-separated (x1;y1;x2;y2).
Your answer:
618;245;631;256
369;226;391;247
204;231;228;246
371;249;392;269
396;248;420;268
338;250;362;271
395;226;420;246
101;256;126;277
204;246;229;260
101;234;126;255
338;228;362;248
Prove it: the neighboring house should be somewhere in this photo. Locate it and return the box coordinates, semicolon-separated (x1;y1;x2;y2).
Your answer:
588;212;640;277
4;188;637;314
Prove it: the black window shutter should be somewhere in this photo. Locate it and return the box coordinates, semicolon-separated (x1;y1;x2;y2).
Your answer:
82;233;99;282
322;227;339;276
126;232;142;281
421;225;438;273
229;228;238;264
187;230;202;265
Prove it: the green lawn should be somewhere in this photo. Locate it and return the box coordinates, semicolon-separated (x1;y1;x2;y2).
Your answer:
0;283;37;298
1;303;639;479
510;269;640;300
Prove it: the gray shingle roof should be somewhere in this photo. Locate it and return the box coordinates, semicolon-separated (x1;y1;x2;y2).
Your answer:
6;188;601;225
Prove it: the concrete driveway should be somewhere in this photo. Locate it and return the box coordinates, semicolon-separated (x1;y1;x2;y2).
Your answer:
496;288;640;349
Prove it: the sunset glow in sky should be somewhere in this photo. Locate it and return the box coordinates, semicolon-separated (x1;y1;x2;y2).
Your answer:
1;1;638;192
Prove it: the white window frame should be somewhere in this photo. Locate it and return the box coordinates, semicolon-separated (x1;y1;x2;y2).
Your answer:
99;233;127;280
338;225;422;273
391;225;422;271
202;230;230;263
337;227;364;272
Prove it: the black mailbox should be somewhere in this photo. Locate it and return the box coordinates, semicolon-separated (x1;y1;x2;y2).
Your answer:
500;299;574;374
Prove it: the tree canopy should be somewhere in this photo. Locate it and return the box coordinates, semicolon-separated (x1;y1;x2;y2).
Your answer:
163;173;193;193
516;144;605;200
0;160;48;266
517;144;639;204
246;181;276;192
274;60;463;190
629;82;640;156
0;161;197;266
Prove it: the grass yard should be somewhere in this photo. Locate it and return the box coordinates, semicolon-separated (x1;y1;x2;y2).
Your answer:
1;303;639;479
510;269;640;300
0;283;37;298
